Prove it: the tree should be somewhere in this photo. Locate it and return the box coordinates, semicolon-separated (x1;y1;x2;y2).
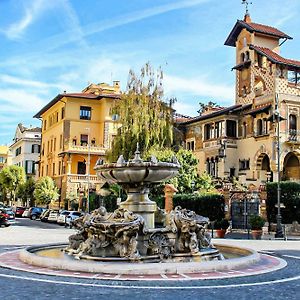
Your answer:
16;177;36;206
107;63;175;161
0;165;25;204
198;101;220;115
34;177;59;206
144;147;213;195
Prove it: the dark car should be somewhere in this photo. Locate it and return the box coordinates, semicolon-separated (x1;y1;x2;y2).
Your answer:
29;207;45;220
0;211;10;227
15;206;27;217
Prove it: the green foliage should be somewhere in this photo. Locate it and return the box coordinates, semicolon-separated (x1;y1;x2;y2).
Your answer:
198;101;220;115
34;176;59;205
107;63;174;161
154;193;225;221
145;147;216;196
249;215;265;230
214;218;230;230
266;181;300;223
0;165;25;202
16;177;36;206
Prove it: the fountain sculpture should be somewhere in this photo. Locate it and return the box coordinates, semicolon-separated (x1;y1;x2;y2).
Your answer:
64;145;222;262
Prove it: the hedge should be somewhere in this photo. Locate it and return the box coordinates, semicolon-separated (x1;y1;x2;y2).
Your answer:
266;181;300;224
154;193;225;221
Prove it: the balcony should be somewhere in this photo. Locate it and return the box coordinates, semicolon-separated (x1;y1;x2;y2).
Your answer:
67;174;102;183
203;138;237;149
61;142;107;155
285;130;300;144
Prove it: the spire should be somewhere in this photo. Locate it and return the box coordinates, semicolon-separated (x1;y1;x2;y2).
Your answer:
242;0;252;22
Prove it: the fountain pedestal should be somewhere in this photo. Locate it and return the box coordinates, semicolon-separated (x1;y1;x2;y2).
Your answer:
120;187;157;229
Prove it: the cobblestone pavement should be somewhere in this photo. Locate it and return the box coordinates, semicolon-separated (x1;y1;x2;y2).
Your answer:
0;219;299;300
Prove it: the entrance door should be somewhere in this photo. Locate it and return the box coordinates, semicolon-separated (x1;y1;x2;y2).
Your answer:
231;201;259;229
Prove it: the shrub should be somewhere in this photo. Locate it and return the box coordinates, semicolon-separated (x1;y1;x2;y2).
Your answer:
249;215;265;230
153;193;225;221
214;218;229;230
266;181;300;224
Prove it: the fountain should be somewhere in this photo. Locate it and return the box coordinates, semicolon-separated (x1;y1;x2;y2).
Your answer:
61;145;221;262
15;145;278;277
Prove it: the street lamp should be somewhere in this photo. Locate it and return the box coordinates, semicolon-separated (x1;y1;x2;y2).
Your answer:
268;95;285;238
86;128;91;213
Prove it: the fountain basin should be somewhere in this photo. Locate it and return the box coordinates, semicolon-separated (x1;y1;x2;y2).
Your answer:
19;243;261;275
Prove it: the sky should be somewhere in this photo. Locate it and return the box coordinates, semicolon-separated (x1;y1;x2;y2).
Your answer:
0;0;300;145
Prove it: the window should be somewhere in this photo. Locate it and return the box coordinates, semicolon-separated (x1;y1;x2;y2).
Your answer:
215;121;222;138
25;160;34;174
204;124;211;140
72;138;77;145
53;163;55;176
43;120;47;131
77;161;86;175
91;138;96;146
256;119;263;135
288;70;300;85
257;53;263;68
54;138;56;151
60;134;63;149
61;107;65;119
239;159;250;170
289;114;297;131
240;52;245;63
226;120;237;138
15;147;21;156
80;106;91;120
80;134;88;146
0;156;5;163
58;161;61;175
32;144;40;153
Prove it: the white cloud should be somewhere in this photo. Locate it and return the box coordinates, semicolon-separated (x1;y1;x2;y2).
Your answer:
164;74;234;100
3;0;48;39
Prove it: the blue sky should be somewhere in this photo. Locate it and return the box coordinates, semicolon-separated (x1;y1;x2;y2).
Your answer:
0;0;299;144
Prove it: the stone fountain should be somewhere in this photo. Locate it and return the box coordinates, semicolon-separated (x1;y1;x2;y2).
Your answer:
64;145;222;262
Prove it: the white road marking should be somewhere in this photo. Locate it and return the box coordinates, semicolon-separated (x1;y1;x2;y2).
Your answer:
0;273;299;289
282;255;300;260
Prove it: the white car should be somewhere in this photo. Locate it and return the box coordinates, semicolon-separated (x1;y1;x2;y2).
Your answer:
57;210;71;225
47;210;60;223
22;208;30;218
65;211;83;228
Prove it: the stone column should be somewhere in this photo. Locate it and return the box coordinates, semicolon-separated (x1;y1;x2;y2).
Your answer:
67;154;72;175
164;184;178;213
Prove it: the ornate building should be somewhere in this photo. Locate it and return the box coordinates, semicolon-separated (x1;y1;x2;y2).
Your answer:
179;13;300;186
34;81;121;207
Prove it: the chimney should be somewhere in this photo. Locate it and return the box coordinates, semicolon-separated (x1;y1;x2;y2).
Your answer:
113;80;120;93
244;14;252;23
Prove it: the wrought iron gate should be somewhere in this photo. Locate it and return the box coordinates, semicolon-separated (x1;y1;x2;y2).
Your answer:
231;200;259;229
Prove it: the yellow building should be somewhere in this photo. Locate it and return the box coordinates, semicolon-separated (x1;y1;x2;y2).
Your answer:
34;81;121;208
0;145;12;171
179;13;300;186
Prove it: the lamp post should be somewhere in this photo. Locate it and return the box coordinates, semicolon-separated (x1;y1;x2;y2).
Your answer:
268;95;284;238
86;128;91;213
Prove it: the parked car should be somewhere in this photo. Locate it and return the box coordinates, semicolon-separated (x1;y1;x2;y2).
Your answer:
0;211;10;227
22;208;30;218
0;208;15;224
29;207;46;220
15;206;27;217
40;209;51;222
57;210;71;225
47;210;60;223
65;211;83;228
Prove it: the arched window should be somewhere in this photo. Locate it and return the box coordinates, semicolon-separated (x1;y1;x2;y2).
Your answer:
240;52;245;63
257;119;263;136
204;124;211;140
245;51;250;61
289;114;297;131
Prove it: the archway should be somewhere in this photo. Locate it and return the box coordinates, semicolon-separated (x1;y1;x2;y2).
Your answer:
256;153;272;182
283;152;300;180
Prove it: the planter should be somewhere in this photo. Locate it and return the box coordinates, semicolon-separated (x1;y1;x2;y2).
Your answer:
251;229;263;240
215;229;226;238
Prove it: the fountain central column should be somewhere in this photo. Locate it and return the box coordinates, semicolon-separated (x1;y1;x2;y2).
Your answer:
120;186;157;229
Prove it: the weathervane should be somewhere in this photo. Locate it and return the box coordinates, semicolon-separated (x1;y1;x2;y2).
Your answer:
242;0;252;15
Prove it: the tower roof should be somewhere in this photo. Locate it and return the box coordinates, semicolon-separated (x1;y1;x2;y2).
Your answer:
224;16;292;47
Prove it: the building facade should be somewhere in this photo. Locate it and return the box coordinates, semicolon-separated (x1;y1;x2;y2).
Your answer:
179;14;300;187
34;81;121;207
0;145;11;171
9;124;41;178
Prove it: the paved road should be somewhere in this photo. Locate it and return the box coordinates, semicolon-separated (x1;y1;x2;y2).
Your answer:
0;219;299;300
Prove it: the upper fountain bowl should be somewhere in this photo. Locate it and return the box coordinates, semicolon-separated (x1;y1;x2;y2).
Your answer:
94;147;180;184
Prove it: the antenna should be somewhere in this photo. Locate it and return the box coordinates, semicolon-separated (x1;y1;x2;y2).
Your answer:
242;0;252;15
